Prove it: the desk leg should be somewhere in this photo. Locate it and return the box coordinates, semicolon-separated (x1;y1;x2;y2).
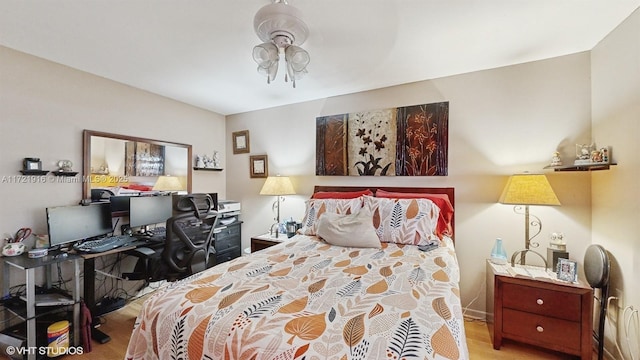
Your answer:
83;257;110;343
25;268;36;360
72;259;80;347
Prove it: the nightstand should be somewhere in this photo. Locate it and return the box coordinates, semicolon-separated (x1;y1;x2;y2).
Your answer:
486;260;593;359
250;233;289;252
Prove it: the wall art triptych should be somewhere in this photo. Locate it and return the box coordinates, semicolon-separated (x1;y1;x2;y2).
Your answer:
316;101;449;176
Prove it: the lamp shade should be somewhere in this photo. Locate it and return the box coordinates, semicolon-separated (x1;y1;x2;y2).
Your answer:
259;176;295;196
153;175;183;191
499;173;560;206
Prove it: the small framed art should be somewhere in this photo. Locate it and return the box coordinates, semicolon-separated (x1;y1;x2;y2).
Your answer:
556;258;578;282
250;155;268;178
232;130;250;154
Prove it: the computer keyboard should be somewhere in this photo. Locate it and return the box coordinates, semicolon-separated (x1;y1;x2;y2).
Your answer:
146;227;166;237
74;234;136;253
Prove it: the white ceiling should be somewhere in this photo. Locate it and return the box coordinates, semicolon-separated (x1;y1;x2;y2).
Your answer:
1;1;638;116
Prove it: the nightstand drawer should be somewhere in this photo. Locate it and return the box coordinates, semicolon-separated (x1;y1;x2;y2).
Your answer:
503;308;581;352
503;282;581;321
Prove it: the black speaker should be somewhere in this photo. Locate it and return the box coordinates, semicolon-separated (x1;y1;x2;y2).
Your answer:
547;248;569;270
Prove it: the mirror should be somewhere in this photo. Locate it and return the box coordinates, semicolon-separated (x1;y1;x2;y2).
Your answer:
82;130;192;199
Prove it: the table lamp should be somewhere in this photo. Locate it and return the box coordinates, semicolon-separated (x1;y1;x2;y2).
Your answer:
153;175;183;193
260;175;295;237
499;173;560;267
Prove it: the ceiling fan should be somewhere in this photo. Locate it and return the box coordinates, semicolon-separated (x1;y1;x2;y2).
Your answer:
252;0;310;88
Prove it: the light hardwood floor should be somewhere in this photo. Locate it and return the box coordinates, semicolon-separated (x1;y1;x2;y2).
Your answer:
72;296;595;359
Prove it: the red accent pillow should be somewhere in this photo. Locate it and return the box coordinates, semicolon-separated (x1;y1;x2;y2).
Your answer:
375;190;454;238
311;189;373;199
123;184;154;191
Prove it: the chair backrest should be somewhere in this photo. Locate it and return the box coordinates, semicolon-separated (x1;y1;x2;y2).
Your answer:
162;194;218;279
584;244;610;289
584;244;610;360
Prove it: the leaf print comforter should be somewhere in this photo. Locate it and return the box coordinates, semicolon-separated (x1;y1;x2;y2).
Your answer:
125;235;469;360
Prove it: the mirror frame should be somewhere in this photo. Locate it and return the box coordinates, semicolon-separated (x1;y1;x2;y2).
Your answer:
82;130;192;199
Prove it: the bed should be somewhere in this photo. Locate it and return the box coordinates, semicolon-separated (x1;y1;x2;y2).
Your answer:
125;186;469;360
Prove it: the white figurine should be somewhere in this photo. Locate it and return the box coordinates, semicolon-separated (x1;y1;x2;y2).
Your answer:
212;151;220;168
550;151;562;166
203;155;214;168
196;155;205;168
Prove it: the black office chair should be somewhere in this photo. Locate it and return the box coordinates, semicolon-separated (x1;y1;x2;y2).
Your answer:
162;194;219;280
584;244;610;360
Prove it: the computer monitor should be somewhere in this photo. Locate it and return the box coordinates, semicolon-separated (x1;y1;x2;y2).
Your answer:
128;195;173;232
109;195;131;216
46;203;113;248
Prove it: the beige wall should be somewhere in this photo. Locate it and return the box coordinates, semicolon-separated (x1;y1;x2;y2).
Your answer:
0;46;226;286
591;8;640;359
226;52;594;318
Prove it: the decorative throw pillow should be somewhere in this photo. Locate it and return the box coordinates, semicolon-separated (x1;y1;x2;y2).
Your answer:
364;195;441;246
316;209;381;248
311;189;373;199
300;197;364;236
375;189;454;238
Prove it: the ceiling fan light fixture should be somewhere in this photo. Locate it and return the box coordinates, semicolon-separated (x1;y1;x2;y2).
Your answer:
252;0;310;87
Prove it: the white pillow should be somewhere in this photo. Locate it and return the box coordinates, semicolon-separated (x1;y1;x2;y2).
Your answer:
316;209;381;248
300;197;364;236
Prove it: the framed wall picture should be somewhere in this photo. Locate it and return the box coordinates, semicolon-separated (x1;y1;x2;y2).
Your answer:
556;258;578;282
232;130;250;154
250;155;268;178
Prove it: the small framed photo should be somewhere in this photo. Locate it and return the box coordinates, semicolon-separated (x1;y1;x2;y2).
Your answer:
250;155;268;178
23;158;42;171
232;130;250;154
556;258;578;282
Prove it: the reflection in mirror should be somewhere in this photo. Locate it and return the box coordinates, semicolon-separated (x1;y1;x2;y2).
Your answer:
83;130;192;200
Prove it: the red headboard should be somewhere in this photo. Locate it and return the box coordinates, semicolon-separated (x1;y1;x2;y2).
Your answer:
313;186;455;242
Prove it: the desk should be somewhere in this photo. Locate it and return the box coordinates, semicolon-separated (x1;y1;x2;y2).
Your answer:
1;253;81;360
79;244;140;342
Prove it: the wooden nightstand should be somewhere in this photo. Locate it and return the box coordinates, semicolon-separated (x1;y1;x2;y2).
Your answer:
486;260;593;359
250;233;290;252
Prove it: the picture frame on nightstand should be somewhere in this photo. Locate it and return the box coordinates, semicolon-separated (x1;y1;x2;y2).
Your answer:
557;258;578;282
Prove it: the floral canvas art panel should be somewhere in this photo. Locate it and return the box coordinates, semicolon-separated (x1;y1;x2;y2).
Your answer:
396;102;449;176
315;114;348;175
316;101;448;176
347;108;397;176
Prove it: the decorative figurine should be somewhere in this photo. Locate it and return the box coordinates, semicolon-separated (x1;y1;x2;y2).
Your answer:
550;151;562;167
212;151;221;169
202;155;214;168
57;160;74;172
196;155;205;168
549;232;566;251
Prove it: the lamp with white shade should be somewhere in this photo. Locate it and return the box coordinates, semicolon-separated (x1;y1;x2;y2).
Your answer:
153;175;183;193
499;173;561;267
259;175;295;237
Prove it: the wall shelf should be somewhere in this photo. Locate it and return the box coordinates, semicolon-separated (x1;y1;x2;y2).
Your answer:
50;171;79;176
193;167;223;171
544;163;617;172
20;170;49;175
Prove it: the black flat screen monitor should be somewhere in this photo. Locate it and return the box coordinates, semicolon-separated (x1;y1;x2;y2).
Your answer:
109;195;131;215
129;195;173;229
46;203;112;248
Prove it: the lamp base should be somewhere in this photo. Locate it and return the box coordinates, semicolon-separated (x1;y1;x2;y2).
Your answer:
269;223;279;238
510;249;548;268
